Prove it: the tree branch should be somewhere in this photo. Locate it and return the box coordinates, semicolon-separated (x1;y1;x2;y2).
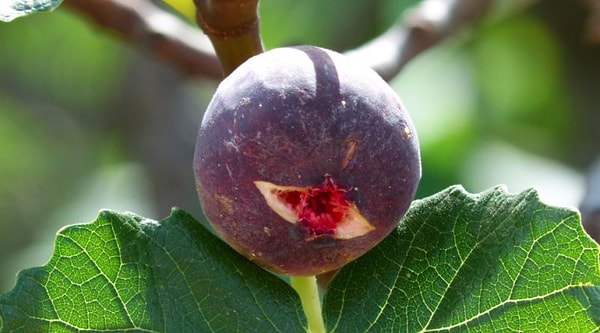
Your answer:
64;0;497;81
63;0;222;79
584;0;600;43
345;0;494;81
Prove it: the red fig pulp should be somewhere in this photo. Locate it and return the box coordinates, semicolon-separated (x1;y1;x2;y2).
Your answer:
254;174;374;241
194;46;421;276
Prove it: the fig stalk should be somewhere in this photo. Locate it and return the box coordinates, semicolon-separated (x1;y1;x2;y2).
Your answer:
193;0;263;76
290;276;326;333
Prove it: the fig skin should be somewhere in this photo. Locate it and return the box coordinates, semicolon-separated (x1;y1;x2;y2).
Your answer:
194;45;421;276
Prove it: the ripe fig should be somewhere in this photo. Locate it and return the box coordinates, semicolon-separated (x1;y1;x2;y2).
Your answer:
194;45;420;276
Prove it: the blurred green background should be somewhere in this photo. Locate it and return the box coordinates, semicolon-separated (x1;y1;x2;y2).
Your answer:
1;0;599;293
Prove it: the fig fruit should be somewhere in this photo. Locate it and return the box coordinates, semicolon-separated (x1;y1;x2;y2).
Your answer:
194;45;420;276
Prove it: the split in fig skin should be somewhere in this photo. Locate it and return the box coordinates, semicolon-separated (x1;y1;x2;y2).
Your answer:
254;174;374;241
194;45;421;276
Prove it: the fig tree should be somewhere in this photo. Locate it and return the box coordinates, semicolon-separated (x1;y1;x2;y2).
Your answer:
194;45;421;276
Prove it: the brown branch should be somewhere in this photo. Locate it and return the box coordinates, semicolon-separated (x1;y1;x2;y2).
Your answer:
193;0;263;76
584;0;600;44
63;0;222;79
345;0;494;81
63;0;500;81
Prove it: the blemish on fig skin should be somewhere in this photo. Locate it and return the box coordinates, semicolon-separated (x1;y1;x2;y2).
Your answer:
225;164;234;180
341;138;358;171
239;97;251;106
401;121;413;140
214;194;234;215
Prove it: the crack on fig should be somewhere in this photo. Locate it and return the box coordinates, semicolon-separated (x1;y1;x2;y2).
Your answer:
254;175;374;241
341;138;358;171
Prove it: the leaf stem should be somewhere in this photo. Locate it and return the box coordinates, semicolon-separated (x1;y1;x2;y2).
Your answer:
290;276;327;333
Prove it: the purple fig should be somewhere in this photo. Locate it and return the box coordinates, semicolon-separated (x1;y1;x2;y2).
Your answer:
194;45;421;276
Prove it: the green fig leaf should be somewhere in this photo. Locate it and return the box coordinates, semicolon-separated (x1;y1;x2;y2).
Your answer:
324;186;600;332
0;209;305;332
0;0;62;22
